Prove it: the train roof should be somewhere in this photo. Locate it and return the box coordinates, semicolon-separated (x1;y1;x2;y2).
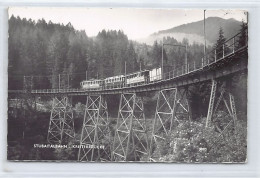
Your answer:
125;69;150;76
80;78;103;82
105;75;124;80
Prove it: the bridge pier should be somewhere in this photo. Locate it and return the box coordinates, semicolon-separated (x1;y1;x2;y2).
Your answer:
206;79;237;127
205;79;238;150
149;87;191;161
78;95;111;162
111;93;149;161
174;87;192;122
47;96;75;144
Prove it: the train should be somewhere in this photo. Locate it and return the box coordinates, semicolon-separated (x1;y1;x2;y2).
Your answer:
80;67;162;90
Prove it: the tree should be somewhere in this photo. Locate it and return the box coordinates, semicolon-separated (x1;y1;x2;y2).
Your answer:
237;21;248;48
150;41;161;68
214;27;227;60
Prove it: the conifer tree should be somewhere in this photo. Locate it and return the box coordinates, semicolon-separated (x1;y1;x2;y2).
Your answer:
238;21;248;48
214;27;227;59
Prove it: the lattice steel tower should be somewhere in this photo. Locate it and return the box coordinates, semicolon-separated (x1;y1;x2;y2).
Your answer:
78;95;111;162
47;96;75;144
111;93;149;161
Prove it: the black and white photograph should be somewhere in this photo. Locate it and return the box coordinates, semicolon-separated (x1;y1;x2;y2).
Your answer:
7;8;248;162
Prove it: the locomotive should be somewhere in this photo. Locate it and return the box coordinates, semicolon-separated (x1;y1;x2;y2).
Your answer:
80;67;162;90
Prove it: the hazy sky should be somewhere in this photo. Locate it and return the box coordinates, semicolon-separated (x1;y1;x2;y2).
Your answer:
9;8;247;39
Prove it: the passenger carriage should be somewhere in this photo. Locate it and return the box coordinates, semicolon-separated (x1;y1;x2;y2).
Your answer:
80;79;103;90
104;75;124;89
149;67;162;82
125;70;149;86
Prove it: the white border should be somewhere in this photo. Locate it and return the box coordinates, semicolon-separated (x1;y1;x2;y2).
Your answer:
1;0;260;177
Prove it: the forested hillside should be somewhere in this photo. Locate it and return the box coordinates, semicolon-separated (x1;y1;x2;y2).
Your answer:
8;16;245;93
8;16;139;90
8;16;210;90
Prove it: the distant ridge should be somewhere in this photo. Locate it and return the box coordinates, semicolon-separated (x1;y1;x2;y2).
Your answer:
137;17;242;46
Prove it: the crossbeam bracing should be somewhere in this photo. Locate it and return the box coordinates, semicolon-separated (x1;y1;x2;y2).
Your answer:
149;87;191;161
78;95;111;162
174;87;191;122
112;93;149;161
149;88;177;161
47;96;75;144
132;97;149;161
205;80;238;152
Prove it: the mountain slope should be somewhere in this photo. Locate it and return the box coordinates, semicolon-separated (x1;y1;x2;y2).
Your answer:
138;17;242;46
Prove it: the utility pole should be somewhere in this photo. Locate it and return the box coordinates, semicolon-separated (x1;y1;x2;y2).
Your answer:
162;38;164;79
204;10;206;65
59;74;61;90
162;43;187;75
23;76;26;91
185;44;188;73
31;76;33;90
125;61;126;76
86;70;88;80
67;74;70;89
140;62;142;71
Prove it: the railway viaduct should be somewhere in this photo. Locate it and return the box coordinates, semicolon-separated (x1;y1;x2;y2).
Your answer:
8;31;248;162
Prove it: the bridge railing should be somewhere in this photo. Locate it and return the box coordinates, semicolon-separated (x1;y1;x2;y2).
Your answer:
204;28;248;66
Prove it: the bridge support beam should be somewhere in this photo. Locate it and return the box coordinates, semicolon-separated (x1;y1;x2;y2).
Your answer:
205;79;238;151
47;96;75;144
174;87;192;122
149;87;191;161
206;80;237;127
78;95;110;162
149;88;176;161
111;93;149;161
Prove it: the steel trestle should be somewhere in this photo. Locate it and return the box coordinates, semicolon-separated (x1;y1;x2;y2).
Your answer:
149;87;191;161
78;95;110;162
205;80;238;151
111;93;149;161
47;96;75;144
